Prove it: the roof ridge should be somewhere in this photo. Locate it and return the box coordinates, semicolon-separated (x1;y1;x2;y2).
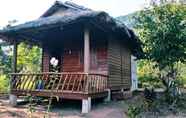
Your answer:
64;1;92;11
41;1;92;17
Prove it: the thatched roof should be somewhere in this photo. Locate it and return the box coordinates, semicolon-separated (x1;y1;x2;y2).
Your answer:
0;1;143;58
41;1;92;17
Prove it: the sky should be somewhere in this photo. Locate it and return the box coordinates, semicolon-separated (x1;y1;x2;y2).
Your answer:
0;0;148;28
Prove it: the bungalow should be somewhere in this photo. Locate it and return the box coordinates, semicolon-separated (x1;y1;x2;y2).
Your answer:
0;1;143;113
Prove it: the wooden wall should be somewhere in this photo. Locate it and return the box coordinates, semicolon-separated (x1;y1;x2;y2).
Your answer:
121;45;131;89
90;41;108;74
42;41;107;73
42;48;50;72
41;36;131;90
62;46;84;72
108;36;131;90
108;38;122;88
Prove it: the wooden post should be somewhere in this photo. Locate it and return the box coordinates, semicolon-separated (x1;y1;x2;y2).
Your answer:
9;94;17;106
84;28;90;73
83;27;91;113
10;41;17;106
12;41;17;73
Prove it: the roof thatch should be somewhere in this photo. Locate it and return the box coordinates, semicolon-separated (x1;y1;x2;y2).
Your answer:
0;1;143;58
41;1;92;17
1;11;114;34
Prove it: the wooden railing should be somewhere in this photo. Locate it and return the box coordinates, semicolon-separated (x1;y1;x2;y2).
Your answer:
9;72;108;94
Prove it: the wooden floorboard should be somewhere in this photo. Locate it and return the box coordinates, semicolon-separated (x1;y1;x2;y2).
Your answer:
11;90;108;100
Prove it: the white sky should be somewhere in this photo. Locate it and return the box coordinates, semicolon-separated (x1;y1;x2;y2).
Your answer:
0;0;148;28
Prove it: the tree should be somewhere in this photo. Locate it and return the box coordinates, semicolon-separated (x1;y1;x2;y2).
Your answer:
17;42;42;72
0;44;12;74
134;1;186;102
137;60;162;88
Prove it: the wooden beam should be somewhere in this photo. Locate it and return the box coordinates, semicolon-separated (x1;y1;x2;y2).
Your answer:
11;90;88;100
0;35;14;44
12;41;17;73
84;28;90;73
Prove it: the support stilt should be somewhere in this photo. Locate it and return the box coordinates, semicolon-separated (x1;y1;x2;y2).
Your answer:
82;97;91;113
104;89;111;102
9;94;17;106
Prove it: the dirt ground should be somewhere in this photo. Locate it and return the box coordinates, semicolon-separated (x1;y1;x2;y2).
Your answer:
1;93;186;118
0;96;127;118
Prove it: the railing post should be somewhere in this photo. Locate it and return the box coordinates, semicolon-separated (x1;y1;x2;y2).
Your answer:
9;74;13;91
84;74;89;93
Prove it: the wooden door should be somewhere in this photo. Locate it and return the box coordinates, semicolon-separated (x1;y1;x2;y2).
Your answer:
62;48;83;72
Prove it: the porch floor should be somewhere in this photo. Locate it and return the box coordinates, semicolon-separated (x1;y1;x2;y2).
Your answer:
11;90;108;100
10;72;108;100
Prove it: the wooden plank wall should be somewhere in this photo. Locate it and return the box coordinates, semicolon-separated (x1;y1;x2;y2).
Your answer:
108;37;122;89
90;42;108;74
108;37;131;90
61;41;83;72
42;48;50;72
41;41;108;73
96;47;107;72
62;41;108;73
62;47;84;72
121;46;131;89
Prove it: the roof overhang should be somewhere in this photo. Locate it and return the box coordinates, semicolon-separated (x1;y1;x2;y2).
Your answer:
0;11;130;44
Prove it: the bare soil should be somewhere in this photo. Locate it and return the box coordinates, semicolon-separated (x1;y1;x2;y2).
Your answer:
1;92;186;118
0;96;127;118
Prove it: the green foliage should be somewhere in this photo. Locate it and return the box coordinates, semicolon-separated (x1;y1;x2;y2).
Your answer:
0;75;9;93
24;95;36;118
127;105;141;118
0;46;12;74
143;88;157;111
134;2;186;107
135;3;186;70
0;44;11;93
135;1;186;102
164;78;183;104
0;42;41;93
1;42;41;69
138;60;163;88
179;63;186;86
17;42;42;72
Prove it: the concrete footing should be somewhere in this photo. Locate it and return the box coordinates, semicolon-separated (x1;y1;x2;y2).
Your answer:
9;94;17;106
104;89;111;102
82;97;91;113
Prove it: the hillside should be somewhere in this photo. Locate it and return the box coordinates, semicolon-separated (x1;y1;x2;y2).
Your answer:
116;12;138;29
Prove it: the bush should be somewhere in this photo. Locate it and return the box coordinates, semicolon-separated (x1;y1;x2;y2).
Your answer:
137;60;163;88
127;105;141;118
138;75;163;88
0;75;9;93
